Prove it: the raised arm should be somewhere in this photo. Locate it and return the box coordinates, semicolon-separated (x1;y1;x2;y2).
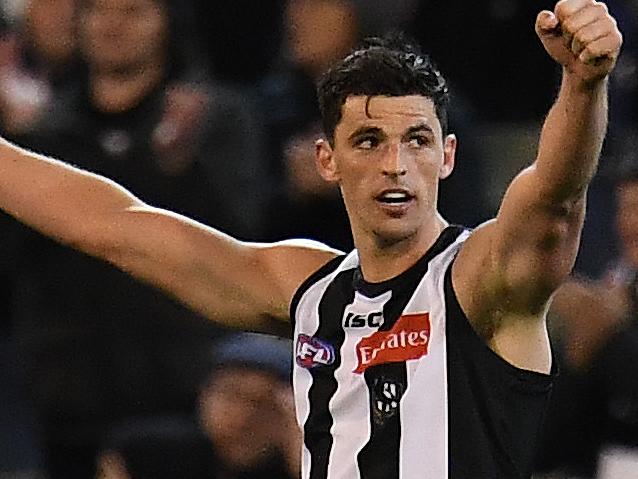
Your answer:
0;137;339;329
453;0;622;370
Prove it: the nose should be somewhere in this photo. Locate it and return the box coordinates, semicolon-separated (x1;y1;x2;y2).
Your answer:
381;143;407;177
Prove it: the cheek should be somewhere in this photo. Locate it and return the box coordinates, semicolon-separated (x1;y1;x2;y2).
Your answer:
200;394;240;433
617;211;638;237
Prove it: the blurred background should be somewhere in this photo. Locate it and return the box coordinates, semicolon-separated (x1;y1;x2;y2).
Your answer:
0;0;636;478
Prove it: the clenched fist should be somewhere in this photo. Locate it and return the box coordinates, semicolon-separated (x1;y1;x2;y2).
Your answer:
536;0;622;84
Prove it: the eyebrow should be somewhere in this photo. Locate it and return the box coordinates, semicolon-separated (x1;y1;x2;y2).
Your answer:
405;123;435;136
348;123;435;142
347;126;383;142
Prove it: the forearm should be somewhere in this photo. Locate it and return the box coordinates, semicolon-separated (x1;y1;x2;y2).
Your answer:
534;71;608;203
0;137;141;251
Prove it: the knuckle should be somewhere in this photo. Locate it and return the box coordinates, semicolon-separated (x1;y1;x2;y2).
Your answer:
555;1;570;17
556;1;581;19
583;44;597;57
575;31;589;44
562;18;576;33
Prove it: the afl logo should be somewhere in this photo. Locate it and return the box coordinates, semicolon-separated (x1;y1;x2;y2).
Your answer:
296;334;335;369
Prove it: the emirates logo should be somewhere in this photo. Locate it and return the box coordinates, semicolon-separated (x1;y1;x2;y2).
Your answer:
354;313;431;373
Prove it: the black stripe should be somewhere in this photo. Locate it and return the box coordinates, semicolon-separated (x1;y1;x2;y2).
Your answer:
357;362;407;479
290;254;346;327
305;269;356;479
356;268;422;479
357;226;466;479
354;225;465;297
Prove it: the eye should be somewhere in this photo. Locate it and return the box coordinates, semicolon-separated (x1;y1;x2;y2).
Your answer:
355;136;379;150
407;136;428;148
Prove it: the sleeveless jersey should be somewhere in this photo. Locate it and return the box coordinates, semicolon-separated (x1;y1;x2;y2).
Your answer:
291;226;555;479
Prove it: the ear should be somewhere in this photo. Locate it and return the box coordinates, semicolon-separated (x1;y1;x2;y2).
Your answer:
315;139;340;182
439;134;457;180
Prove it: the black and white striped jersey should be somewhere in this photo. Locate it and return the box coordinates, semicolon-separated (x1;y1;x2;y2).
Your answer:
291;226;555;479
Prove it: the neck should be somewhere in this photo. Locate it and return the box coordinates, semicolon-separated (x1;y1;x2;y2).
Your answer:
90;61;165;113
356;213;448;283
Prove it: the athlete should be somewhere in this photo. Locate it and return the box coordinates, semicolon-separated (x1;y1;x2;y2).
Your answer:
0;1;623;478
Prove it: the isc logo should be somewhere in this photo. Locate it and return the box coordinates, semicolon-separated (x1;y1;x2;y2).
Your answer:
343;311;384;328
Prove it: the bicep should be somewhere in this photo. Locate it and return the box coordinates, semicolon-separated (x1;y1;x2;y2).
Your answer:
458;167;586;319
492;166;587;307
96;207;339;329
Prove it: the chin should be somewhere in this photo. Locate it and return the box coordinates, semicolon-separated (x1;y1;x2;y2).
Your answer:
223;444;278;473
371;223;420;248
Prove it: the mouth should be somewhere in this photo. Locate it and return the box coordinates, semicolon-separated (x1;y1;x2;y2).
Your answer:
375;188;415;203
374;189;415;214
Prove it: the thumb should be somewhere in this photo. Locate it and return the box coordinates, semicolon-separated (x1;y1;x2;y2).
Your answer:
535;9;575;67
535;10;559;37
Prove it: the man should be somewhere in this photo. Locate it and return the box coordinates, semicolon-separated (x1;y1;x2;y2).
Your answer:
0;1;622;478
536;162;638;477
5;0;266;477
198;333;299;479
95;417;215;479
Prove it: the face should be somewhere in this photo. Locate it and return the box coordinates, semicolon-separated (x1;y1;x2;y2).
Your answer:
198;368;282;471
79;0;168;73
616;181;638;267
286;0;358;76
95;451;130;479
316;95;456;249
26;0;77;64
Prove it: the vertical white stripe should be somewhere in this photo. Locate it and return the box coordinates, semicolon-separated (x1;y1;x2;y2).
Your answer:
293;273;337;479
398;233;468;479
293;251;360;479
326;290;392;479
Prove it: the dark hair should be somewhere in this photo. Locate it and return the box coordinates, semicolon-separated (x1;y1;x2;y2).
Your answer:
614;159;638;189
205;332;292;385
317;34;450;145
101;416;214;479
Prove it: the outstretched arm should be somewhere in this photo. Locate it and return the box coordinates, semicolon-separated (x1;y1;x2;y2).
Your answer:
454;0;622;371
0;137;340;329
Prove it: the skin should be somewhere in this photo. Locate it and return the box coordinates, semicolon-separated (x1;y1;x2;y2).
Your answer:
315;95;456;280
549;179;638;370
80;0;168;75
26;0;77;66
286;0;359;78
198;368;300;474
79;0;168;113
0;0;623;374
615;181;638;267
95;451;130;479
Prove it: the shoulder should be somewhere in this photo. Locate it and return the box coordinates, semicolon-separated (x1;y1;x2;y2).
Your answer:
251;239;346;318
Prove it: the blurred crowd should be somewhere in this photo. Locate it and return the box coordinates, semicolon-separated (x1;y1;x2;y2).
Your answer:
0;0;636;478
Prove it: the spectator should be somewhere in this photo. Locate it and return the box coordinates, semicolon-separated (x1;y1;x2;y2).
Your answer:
0;0;82;137
191;0;286;86
260;0;360;250
8;0;267;476
575;0;638;277
198;333;300;479
96;416;215;479
535;162;638;477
